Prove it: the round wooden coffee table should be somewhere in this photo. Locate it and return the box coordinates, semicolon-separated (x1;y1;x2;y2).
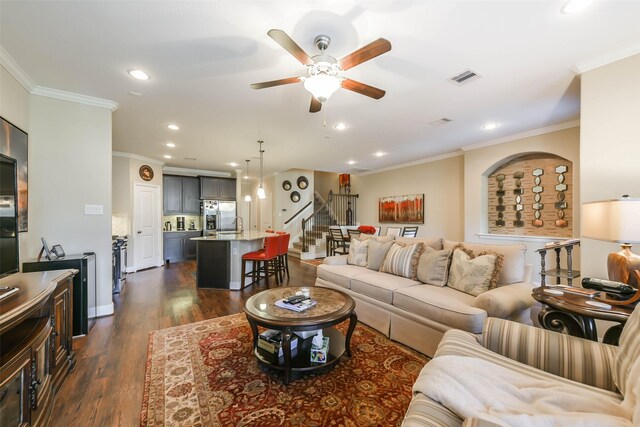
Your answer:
244;286;357;384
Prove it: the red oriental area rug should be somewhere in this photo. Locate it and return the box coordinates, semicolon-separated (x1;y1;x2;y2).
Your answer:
141;313;428;426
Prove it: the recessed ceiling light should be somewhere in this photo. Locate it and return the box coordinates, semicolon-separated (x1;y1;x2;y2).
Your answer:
562;0;595;14
166;142;175;148
167;124;179;130
128;91;142;96
128;69;149;80
347;160;355;165
482;123;500;130
243;175;249;179
228;162;239;167
334;122;347;131
163;154;172;159
374;151;386;157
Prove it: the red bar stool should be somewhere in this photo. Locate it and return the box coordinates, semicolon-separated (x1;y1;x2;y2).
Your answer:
276;233;290;281
241;235;280;287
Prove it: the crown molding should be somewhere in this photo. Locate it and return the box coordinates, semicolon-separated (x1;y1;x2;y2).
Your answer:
358;150;464;176
1;43;118;111
31;86;119;111
461;120;580;152
162;166;231;178
112;151;165;166
573;42;640;75
0;45;36;90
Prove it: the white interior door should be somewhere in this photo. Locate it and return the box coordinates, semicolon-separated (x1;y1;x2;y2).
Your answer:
260;194;272;231
133;183;161;270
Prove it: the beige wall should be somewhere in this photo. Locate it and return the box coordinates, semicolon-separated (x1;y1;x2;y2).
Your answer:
580;53;640;279
273;169;314;232
314;171;340;201
463;127;581;274
29;95;113;315
352;155;465;240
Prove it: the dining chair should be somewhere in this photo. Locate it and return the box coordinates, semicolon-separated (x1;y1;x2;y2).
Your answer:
373;226;382;236
329;227;349;255
346;229;362;240
402;226;419;237
385;227;402;237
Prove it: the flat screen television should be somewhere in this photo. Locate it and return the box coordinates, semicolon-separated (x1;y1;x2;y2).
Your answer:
0;154;19;277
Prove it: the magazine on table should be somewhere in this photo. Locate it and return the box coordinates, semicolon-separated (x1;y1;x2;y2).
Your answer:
274;298;317;312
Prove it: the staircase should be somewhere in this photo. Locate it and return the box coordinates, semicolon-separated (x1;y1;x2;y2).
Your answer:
288;190;359;260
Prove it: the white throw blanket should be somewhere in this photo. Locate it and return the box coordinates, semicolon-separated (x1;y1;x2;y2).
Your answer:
413;355;632;427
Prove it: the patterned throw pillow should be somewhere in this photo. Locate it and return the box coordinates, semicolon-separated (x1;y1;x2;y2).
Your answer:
380;242;424;280
447;246;504;296
347;238;369;267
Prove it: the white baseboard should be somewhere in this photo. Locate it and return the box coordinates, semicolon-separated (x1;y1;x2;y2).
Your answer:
88;302;114;318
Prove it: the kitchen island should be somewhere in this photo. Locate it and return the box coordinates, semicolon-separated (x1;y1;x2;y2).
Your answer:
192;231;273;290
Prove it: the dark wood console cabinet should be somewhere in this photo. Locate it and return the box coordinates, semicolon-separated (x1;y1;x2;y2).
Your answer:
0;270;76;427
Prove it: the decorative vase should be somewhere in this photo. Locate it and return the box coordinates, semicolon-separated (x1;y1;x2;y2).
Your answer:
607;244;640;288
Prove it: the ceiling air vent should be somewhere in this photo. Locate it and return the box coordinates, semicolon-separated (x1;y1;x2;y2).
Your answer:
429;118;453;126
449;69;481;86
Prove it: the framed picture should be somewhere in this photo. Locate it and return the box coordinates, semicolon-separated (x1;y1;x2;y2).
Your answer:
0;117;28;231
378;194;424;224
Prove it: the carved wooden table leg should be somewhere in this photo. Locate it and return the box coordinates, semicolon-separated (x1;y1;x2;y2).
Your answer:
282;328;293;385
538;306;592;340
603;324;624;345
345;312;358;357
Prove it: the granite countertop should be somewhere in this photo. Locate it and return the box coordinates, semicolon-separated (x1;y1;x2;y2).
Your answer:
191;231;272;241
164;229;202;233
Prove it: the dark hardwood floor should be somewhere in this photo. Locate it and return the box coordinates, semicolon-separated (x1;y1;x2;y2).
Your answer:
49;258;318;426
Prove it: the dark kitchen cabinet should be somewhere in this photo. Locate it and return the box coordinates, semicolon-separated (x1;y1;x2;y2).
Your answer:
163;231;201;263
200;177;236;201
163;175;200;214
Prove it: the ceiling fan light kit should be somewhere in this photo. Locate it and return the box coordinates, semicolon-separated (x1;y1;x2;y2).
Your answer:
251;29;391;112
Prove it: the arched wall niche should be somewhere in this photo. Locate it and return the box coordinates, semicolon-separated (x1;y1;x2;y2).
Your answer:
486;152;573;238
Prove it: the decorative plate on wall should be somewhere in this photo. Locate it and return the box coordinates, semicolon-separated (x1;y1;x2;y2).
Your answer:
139;165;154;181
297;176;308;189
282;180;292;191
290;191;301;203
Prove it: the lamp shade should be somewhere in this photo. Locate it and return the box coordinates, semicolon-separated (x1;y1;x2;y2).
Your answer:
244;194;252;202
582;198;640;243
303;74;341;103
257;187;266;200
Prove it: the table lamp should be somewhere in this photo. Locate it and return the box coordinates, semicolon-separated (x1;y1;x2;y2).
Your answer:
582;196;640;289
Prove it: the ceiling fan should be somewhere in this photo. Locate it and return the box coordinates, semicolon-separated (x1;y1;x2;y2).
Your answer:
251;29;391;113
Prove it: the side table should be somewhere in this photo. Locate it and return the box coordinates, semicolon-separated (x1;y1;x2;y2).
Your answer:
532;287;633;345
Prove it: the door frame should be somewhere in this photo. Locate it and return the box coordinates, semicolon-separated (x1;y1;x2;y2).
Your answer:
132;183;162;271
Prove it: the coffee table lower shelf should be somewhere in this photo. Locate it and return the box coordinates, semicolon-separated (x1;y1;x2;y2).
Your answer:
254;327;346;377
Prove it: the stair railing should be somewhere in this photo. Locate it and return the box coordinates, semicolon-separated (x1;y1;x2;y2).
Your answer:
300;190;359;252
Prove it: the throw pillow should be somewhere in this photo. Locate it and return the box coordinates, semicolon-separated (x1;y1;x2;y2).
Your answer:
417;248;453;286
447;246;504;296
380;242;424;280
347;238;369;267
366;240;394;271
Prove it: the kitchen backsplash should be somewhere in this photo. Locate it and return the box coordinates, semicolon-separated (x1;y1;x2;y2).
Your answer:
163;215;201;231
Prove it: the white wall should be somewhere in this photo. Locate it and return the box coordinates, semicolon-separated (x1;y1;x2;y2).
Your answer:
580;53;640;279
352;155;465;240
28;95;113;315
273;169;314;232
463;126;581;275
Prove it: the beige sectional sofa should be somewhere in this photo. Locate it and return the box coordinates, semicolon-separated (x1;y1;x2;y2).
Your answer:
315;237;536;357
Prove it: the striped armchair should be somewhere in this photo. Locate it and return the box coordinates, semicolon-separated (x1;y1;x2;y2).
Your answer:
403;305;640;426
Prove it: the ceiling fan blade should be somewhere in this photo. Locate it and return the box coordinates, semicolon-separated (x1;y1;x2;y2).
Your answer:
309;96;322;113
268;29;313;65
250;77;301;90
341;78;386;99
338;38;392;71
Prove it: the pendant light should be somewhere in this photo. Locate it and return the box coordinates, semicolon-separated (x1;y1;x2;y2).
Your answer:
257;140;266;200
244;160;252;202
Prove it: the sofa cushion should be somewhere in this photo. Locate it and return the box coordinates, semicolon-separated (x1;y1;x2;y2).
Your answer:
447;247;504;296
366;239;394;271
381;242;424;280
444;240;526;286
358;234;395;243
416;247;452;287
347;238;368;267
393;285;486;333
316;264;364;289
614;303;640;396
396;236;444;250
350;271;420;304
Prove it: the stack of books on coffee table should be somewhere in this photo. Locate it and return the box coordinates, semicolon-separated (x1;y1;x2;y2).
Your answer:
274;295;317;312
257;330;298;361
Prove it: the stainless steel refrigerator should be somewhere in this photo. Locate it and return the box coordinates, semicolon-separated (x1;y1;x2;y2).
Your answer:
203;200;237;235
